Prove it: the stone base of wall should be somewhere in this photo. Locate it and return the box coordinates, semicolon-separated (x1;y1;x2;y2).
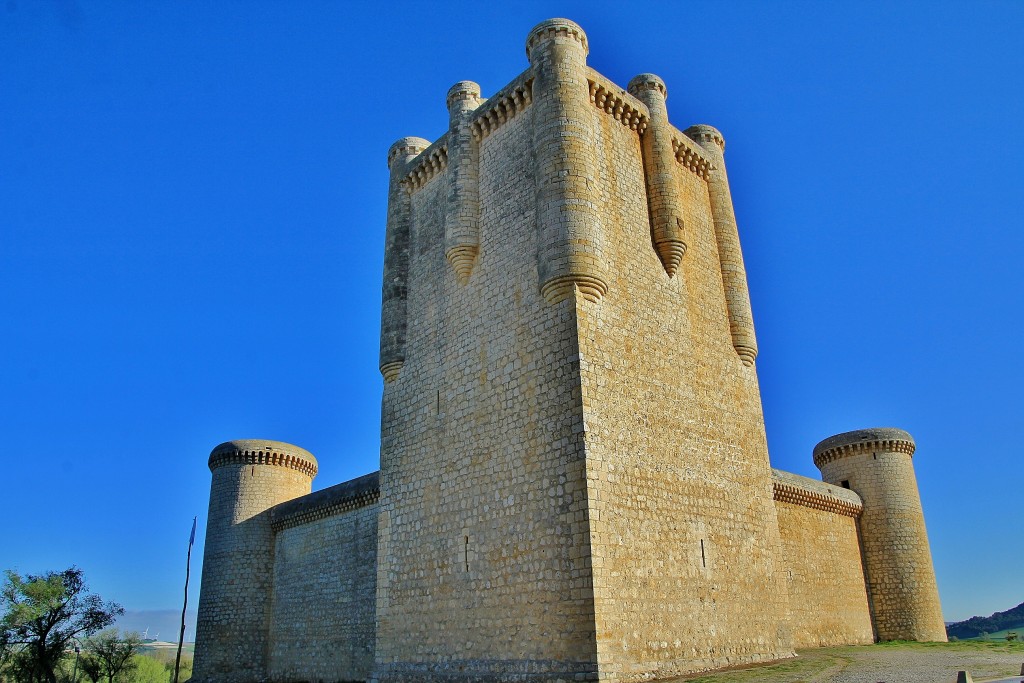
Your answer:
370;660;599;683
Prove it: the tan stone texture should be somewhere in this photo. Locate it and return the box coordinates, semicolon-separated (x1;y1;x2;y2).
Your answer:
192;18;948;683
269;503;378;681
574;99;793;680
372;99;600;682
771;473;874;648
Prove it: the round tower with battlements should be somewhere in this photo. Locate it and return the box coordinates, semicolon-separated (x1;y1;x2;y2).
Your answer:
814;428;946;642
527;18;609;304
627;73;687;278
380;136;430;383
444;81;482;285
192;439;317;683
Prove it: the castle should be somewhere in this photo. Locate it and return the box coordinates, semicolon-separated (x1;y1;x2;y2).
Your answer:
192;19;946;683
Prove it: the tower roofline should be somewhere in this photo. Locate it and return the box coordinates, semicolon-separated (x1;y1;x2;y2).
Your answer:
813;427;916;469
446;80;482;109
208;439;318;477
387;137;431;169
627;73;667;101
526;18;588;59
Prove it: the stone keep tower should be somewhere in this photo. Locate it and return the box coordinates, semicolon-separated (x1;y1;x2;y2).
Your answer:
814;428;947;642
374;18;793;682
189;17;949;683
193;440;318;683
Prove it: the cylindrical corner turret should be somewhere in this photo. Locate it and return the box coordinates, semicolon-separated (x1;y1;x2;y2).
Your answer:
628;73;687;278
381;137;429;383
814;428;946;642
446;80;482;120
527;19;609;304
193;440;317;683
525;18;589;61
445;82;482;285
386;136;430;171
685;124;758;365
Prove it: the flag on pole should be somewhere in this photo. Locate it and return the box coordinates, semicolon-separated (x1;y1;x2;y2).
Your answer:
175;516;197;683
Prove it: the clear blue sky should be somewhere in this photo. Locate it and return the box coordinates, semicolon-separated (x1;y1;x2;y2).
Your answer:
2;1;1021;625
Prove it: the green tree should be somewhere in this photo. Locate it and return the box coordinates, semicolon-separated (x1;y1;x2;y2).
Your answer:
83;631;140;683
0;568;123;683
78;653;103;683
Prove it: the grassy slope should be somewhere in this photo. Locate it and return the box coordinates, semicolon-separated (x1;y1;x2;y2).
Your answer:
674;641;1024;683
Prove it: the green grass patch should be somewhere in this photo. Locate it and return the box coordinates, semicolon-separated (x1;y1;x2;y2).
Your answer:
667;641;1024;683
876;638;1024;651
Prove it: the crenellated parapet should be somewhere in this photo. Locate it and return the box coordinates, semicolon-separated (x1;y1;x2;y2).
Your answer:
686;123;724;150
670;136;712;179
402;141;449;193
525;17;588;56
208;439;318;478
447;80;482;113
812;427;916;469
588;75;648;133
386;137;430;169
270;471;380;532
469;74;533;142
772;468;863;518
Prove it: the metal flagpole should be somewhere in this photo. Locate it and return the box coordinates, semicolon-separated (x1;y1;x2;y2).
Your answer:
174;516;197;683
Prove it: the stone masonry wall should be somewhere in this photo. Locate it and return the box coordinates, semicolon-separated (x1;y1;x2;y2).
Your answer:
774;501;874;647
771;470;873;647
575;95;794;679
269;502;379;682
372;102;600;682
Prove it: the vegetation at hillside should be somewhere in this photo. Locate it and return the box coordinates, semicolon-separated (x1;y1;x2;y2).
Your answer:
946;601;1024;640
0;567;190;683
0;568;122;683
79;630;142;683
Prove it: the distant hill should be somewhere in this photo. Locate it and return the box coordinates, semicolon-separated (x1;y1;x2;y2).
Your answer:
946;601;1024;640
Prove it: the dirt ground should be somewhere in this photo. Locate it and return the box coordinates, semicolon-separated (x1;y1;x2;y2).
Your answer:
666;641;1024;683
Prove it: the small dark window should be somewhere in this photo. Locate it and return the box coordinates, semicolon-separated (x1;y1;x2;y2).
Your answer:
841;480;850;489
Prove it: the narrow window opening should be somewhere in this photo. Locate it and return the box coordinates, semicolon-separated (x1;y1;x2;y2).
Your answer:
437;390;441;415
841;480;850;489
700;539;706;568
464;536;469;572
251;466;255;477
873;453;877;460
